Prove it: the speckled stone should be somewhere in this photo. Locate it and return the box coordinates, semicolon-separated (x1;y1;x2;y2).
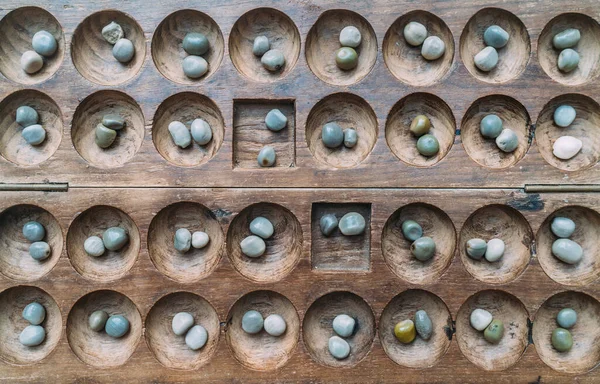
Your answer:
414;310;433;340
84;236;105;257
22;302;45;325
22;124;46;146
335;47;358;70
192;231;210;249
264;314;287;337
257;146;276;167
339;212;366;236
102;21;124;45
21;51;44;74
320;214;338;237
105;315;130;338
484;319;504;344
410;115;431;137
470;308;493;331
401;220;423;242
23;221;45;242
112;38;135;63
249;216;274;239
252;35;270;57
102;227;129;252
328;335;350;359
16;106;39;127
29;241;51;261
182;55;208;79
416;134;440;157
557;308;577;329
480;114;503;139
265;109;288;132
102;114;126;130
185;325;208;350
168;121;192;149
172;312;194;336
95;124;117;149
551;328;573;352
332;314;356;338
466;238;487;260
339;26;362;48
32;31;58;57
183;32;209;56
553;29;581;50
241;310;263;334
174;228;192;253
88;310;109;332
485;238;505;262
261;49;285;72
421;36;445;60
403;21;428;46
552;238;583;264
19;325;45;347
554;105;576;128
553;136;582;160
411;236;436;261
551;217;576;238
343;128;358;148
558;48;579;73
474;46;498;72
322;122;344;149
394;319;416;344
483;25;509;49
240;235;266;258
191;118;212;145
495;128;519;153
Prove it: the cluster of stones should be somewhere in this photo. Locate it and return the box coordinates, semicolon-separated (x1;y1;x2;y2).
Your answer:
409;114;440;157
20;30;57;75
550;216;582;265
22;221;51;261
240;217;274;258
321;122;358;151
552;105;582;161
241;310;287;337
474;25;509;72
101;21;134;63
394;310;433;344
465;237;505;263
335;26;362;70
252;36;285;72
181;32;210;79
319;212;366;237
16;105;47;146
403;21;446;61
83;227;129;257
401;219;436;262
172;312;209;350
551;308;577;352
479;114;518;153
88;310;130;338
257;109;288;167
553;28;581;73
168;118;213;149
19;302;47;347
174;227;210;253
470;308;504;344
95;114;126;149
328;314;356;360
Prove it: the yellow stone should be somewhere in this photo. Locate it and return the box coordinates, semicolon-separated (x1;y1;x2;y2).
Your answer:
410;115;431;137
394;319;416;344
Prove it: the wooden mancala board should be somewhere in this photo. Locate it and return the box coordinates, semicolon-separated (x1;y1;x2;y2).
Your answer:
1;0;600;383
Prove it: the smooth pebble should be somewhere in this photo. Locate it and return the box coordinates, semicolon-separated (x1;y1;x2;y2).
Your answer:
322;122;344;148
328;336;350;359
252;35;270;57
19;325;45;347
183;32;209;56
403;21;428;46
185;325;208;350
172;312;194;336
495;128;518;153
16;106;39;127
257;146;276;167
401;220;423;242
22;124;46;146
551;217;576;238
466;238;487;260
421;36;445;60
112;38;135;63
410;115;430;137
480;114;503;139
394;319;416;344
168;121;192;148
95;124;117;149
191;118;212;145
102;227;128;252
32;31;58;57
411;236;436;261
552;238;583;264
265;109;287;132
29;241;51;261
319;214;338;236
21;51;44;74
261;49;285;72
264;314;287;337
484;319;504;344
335;47;358;70
474;46;498;72
416;134;440;156
339;212;366;236
332;314;355;338
483;25;509;48
551;328;573;352
174;228;192;253
105;315;130;338
241;310;263;334
470;308;493;331
84;236;105;257
192;231;210;249
249;217;274;239
343;128;358;148
102;114;126;130
558;48;579;73
23;221;45;242
339;26;362;48
101;22;124;45
554;105;576;128
414;310;433;340
240;235;266;258
557;308;577;329
485;238;505;262
553;29;581;50
88;310;109;332
553;136;582;160
182;55;208;78
22;302;46;325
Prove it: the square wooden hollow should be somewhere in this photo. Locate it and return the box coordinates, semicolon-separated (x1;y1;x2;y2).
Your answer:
311;202;372;272
232;99;296;169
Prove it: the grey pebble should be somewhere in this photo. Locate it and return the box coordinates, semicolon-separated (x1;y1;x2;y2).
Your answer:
414;310;433;340
168;121;192;148
240;235;266;258
339;212;366;236
552;238;583;265
554;105;576;128
174;228;192;253
88;310;109;332
483;25;509;49
332;314;355;338
16;106;39;127
257;146;276;167
553;29;581;50
558;48;579;73
249;216;274;239
19;325;45;347
21;51;44;74
191;118;212;145
252;35;270;57
102;227;128;252
241;310;263;334
172;312;194;336
401;220;423;242
192;231;210;249
495;128;518;153
22;302;45;325
32;30;57;57
556;308;577;329
474;46;498;72
466;238;487;260
112;38;135;63
261;49;285;72
185;324;208;350
328;336;350;360
95;124;117;149
29;241;51;261
182;55;209;79
403;21;427;47
264;314;287;337
551;217;576;238
485;238;505;262
322;122;344;149
102;22;124;45
23;221;45;242
102;114;126;130
339;26;362;48
411;237;436;261
343;128;358;148
22;124;46;146
480;114;503;139
416;134;440;156
265;109;287;132
84;236;105;257
183;32;209;56
105;315;130;338
421;36;445;60
319;214;338;237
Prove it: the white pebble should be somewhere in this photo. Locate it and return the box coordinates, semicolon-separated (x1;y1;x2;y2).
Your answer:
485;238;505;262
263;314;287;337
172;312;194;336
553;136;582;160
192;231;210;249
470;308;493;331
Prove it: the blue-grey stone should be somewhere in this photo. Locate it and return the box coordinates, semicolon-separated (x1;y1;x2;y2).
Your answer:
32;30;57;57
241;310;263;334
328;336;350;359
411;237;436;261
474;46;498;72
249;216;274;239
553;29;581;50
401;220;423;242
253;36;270;57
480;114;503;139
421;36;445;60
102;227;129;252
414;310;433;340
261;49;285;72
552;239;583;264
557;308;577;329
257;146;276;167
183;32;209;56
558;49;579;73
343;128;358;148
551;217;576;238
339;212;366;236
332;314;355;337
84;236;105;257
168;121;192;148
182;55;208;78
554;105;576;128
29;241;51;261
483;25;509;49
416;134;440;156
19;325;45;346
319;214;338;236
495;128;518;153
174;228;192;253
22;302;45;325
185;324;208;350
102;114;126;130
403;21;427;46
102;22;124;45
16;106;38;127
240;235;266;258
265;109;287;132
22;124;46;146
322;122;344;149
105;315;130;338
172;312;194;336
466;238;487;260
339;26;362;48
23;221;45;242
112;38;135;63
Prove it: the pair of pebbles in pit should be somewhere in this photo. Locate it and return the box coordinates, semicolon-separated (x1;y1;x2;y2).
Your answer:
101;21;135;64
257;109;289;167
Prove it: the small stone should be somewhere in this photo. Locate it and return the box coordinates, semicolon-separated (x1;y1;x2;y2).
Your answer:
172;312;194;336
183;32;209;56
421;36;445;60
265;109;287;132
22;124;46;146
328;335;350;359
261;49;285;72
415;310;433;340
19;325;45;347
332;314;356;337
174;228;192;253
249;217;274;239
495;128;518;153
191;118;212;145
401;220;423;242
470;308;493;331
343;128;358;148
394;319;416;344
339;26;362;48
182;55;209;79
32;30;58;57
185;325;208;350
416;134;440;156
102;227;129;252
335;47;358;70
105;315;130;338
403;21;428;46
16;106;39;127
29;241;51;261
192;231;210;249
485;238;505;262
553;136;582;160
410;115;431;137
552;238;583;264
483;25;510;49
320;214;338;236
168;121;192;148
21;51;44;74
102;22;124;45
257;146;276;167
411;236;436;261
264;314;287;336
102;114;126;130
484;319;504;344
240;235;266;258
466;238;487;260
22;302;45;325
252;35;270;57
95;124;117;149
241;310;263;334
112;38;135;63
474;46;498;72
553;29;581;50
480;114;503;139
339;212;366;236
88;310;109;332
551;217;576;238
551;328;573;352
84;236;105;257
322;122;344;149
23;221;45;242
554;105;576;128
557;308;577;329
558;48;579;73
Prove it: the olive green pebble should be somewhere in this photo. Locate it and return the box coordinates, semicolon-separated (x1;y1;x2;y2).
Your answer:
558;49;579;73
411;236;436;261
21;50;44;74
339;26;362;48
339;212;366;236
414;310;433;340
320;214;338;237
182;55;208;79
183;32;209;56
89;310;109;332
252;35;270;57
474;46;498;72
551;217;576;238
553;29;581;50
102;114;126;130
29;241;51;261
84;236;105;257
16;106;39;127
421;36;445;60
322;122;344;149
102;227;129;252
95;124;117;149
168;121;192;148
480;114;503;139
466;238;487;260
32;31;58;57
22;124;46;146
112;38;135;63
174;228;192;253
257;146;276;167
410;115;431;137
483;25;509;49
102;21;124;45
552;238;583;265
557;308;577;329
105;315;130;338
19;325;45;347
495;128;518;153
191;118;212;145
343;128;358;148
403;21;428;47
261;49;285;72
554;105;576;128
551;328;573;352
484;319;504;344
416;134;440;157
23;221;45;242
265;109;287;132
401;220;423;242
240;235;266;258
335;47;358;70
23;302;46;325
249;216;274;239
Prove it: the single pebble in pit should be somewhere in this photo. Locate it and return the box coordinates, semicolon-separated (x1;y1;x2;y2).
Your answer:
102;114;126;130
421;36;445;60
551;217;576;238
470;308;493;331
105;315;130;338
88;310;109;332
23;221;45;242
552;238;583;264
192;231;210;249
558;48;579;73
495;128;518;153
22;124;46;146
553;136;582;160
182;55;208;79
32;31;58;57
29;241;51;261
474;46;498;72
339;212;366;236
410;115;430;137
551;328;573;352
261;49;285;72
183;32;209;56
84;236;105;257
554;105;576;128
411;236;436;261
168;121;192;149
264;314;287;337
21;51;44;74
484;319;504;344
16;106;39;127
328;335;350;359
480;114;503;139
466;238;487;260
95;124;117;149
102;227;129;252
252;35;270;57
332;314;356;338
22;302;45;325
557;308;577;329
101;21;124;45
257;146;276;167
483;25;509;48
485;238;505;262
112;38;135;63
320;214;338;237
322;122;344;149
394;319;416;344
414;310;433;340
240;235;266;258
190;118;212;145
172;312;194;336
335;47;358;70
416;134;440;157
19;325;45;347
401;220;423;242
265;109;287;132
403;21;427;46
343;128;358;148
553;28;581;50
249;216;274;239
339;26;362;48
241;310;263;334
185;325;208;350
174;228;192;253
